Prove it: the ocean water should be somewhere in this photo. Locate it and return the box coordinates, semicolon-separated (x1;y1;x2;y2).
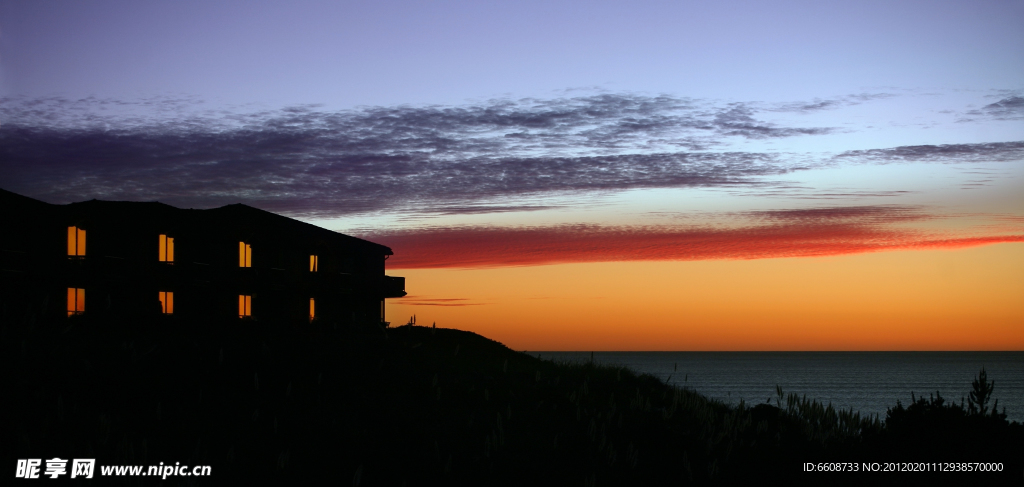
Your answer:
539;352;1024;423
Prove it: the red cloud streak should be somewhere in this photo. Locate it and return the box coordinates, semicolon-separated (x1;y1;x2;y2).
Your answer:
368;218;1024;269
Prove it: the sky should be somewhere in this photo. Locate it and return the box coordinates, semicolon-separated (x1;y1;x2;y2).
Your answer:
1;0;1022;350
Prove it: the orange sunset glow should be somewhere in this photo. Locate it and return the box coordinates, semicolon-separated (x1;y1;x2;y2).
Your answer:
7;3;1024;484
385;243;1024;351
5;9;1023;353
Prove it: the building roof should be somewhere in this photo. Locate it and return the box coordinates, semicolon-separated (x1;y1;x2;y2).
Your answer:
0;188;393;255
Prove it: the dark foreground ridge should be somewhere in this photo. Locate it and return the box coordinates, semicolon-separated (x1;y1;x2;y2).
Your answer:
4;317;1022;486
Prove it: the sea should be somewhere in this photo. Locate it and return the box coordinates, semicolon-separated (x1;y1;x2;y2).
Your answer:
538;352;1024;423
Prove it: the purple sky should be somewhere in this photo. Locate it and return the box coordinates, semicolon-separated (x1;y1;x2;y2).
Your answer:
3;0;1022;107
3;1;1023;351
1;0;1021;232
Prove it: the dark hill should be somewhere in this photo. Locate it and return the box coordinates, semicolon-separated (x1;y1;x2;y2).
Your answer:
3;317;1022;486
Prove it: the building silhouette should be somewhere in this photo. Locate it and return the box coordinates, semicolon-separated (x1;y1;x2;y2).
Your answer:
0;188;405;326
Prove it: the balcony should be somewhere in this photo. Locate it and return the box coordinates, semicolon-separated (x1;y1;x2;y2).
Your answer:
382;275;406;298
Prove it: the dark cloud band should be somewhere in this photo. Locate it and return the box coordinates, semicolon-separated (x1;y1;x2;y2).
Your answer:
1;93;1020;219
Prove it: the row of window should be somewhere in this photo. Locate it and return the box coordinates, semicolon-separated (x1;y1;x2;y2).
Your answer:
159;234;175;262
66;287;316;321
67;227;86;256
67;227;320;271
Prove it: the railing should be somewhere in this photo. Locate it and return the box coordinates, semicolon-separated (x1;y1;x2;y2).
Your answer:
1;251;405;298
382;275;406;298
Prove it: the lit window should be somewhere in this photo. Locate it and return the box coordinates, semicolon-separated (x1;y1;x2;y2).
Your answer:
239;294;252;318
239;242;252;267
159;291;174;314
310;255;318;272
158;234;175;262
67;226;86;256
67;287;85;316
309;298;315;322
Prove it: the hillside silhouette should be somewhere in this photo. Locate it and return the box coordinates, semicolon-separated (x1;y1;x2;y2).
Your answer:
4;313;1022;486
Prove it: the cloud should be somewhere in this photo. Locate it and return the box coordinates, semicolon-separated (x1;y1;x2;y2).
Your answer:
407;204;561;216
712;104;832;138
961;95;1024;122
770;93;896;113
958;94;1024;122
0;126;789;218
734;189;916;200
1;93;1020;220
743;205;928;224
0;93;831;216
833;141;1024;165
364;206;1024;268
398;296;484;307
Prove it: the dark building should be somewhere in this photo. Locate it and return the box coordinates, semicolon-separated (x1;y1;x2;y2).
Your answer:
0;188;405;327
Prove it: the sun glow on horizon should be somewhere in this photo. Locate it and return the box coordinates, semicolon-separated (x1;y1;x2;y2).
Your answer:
385;243;1024;351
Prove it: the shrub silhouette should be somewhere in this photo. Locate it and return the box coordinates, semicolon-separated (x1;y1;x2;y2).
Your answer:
968;366;1006;420
874;366;1020;474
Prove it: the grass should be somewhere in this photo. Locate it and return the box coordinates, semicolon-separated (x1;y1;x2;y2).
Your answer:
3;315;1022;485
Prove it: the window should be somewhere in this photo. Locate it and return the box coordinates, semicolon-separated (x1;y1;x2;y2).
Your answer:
239;294;252;318
309;298;315;322
67;226;86;256
239;242;252;267
158;234;175;262
159;291;174;314
67;287;85;316
309;255;318;272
